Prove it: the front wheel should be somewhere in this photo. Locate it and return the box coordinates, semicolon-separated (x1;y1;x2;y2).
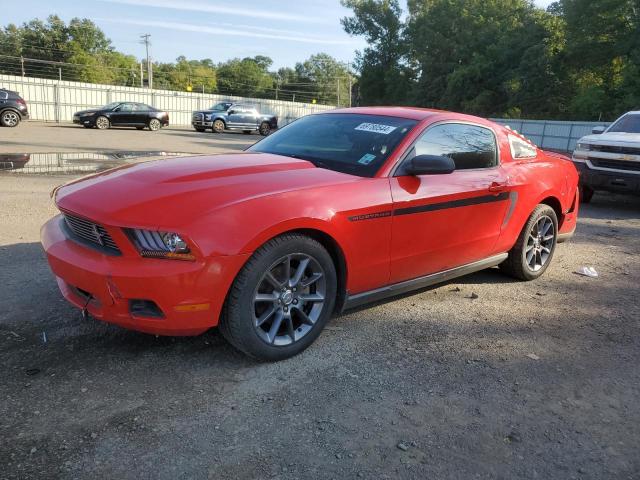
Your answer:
500;204;558;281
212;119;225;133
220;234;337;361
148;119;161;131
580;185;594;204
1;110;21;127
259;122;271;136
95;116;110;130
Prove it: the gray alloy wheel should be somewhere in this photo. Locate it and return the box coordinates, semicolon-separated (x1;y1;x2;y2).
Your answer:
252;253;327;346
259;122;271;136
219;233;337;361
148;118;161;131
524;214;555;272
1;111;20;127
213;119;225;133
95;115;110;130
500;204;558;281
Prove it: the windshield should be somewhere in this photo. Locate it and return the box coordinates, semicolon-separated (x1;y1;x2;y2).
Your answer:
102;102;121;110
248;113;418;177
608;113;640;133
209;102;232;111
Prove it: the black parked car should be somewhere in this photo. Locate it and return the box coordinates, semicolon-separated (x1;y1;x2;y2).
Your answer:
0;89;29;127
73;102;169;131
192;102;277;135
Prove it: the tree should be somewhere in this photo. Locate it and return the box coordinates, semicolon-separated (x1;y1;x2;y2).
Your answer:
341;0;412;105
216;56;275;97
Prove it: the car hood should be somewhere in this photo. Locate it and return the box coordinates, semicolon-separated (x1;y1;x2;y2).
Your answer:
55;153;358;228
580;132;640;145
75;109;100;115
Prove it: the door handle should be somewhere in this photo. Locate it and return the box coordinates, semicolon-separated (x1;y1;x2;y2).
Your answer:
488;181;507;192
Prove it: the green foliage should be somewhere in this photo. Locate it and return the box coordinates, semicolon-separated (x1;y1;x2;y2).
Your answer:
342;0;640;120
216;56;275;97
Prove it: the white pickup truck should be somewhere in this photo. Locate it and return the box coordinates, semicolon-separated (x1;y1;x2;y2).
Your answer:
572;111;640;202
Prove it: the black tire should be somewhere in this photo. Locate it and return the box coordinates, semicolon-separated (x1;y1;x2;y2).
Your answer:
500;204;558;281
212;119;225;133
580;185;594;204
148;118;161;131
220;234;337;361
194;127;205;133
95;115;110;130
0;110;21;127
259;122;271;136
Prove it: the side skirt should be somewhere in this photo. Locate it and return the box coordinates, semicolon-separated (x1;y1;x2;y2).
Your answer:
343;253;508;311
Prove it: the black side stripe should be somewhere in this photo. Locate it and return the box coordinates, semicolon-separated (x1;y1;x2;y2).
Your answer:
393;192;510;217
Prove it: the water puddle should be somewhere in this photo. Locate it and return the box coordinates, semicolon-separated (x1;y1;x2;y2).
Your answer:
0;151;197;175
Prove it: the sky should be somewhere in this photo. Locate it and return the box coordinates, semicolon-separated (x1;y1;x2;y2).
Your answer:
3;0;556;69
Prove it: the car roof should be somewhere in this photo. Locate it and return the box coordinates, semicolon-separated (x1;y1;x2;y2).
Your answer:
328;106;507;128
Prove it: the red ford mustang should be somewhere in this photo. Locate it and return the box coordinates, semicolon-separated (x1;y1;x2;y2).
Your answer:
41;107;579;360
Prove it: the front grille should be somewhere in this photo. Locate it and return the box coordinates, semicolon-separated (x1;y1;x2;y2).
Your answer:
590;144;640;156
63;212;121;253
590;158;640;172
193;113;203;121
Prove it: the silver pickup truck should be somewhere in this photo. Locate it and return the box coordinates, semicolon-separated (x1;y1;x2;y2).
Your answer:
572;111;640;202
191;102;277;136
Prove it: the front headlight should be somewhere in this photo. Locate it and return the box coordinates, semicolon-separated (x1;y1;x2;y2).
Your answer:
83;112;96;117
127;229;195;261
576;142;591;151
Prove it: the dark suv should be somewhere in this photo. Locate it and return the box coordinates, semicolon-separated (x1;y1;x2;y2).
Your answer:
192;102;277;136
0;89;29;127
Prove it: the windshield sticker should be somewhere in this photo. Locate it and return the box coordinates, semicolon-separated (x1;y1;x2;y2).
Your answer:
355;123;397;135
358;153;377;165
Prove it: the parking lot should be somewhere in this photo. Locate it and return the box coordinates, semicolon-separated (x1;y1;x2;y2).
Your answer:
1;123;640;479
0;121;256;155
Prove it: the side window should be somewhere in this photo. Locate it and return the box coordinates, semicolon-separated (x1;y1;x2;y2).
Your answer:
412;123;498;170
116;103;133;112
508;135;537;158
134;104;150;112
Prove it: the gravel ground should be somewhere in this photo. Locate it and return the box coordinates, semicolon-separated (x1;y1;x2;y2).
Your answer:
1;169;639;479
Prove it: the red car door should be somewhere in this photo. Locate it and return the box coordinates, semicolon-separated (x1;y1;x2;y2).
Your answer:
389;122;511;283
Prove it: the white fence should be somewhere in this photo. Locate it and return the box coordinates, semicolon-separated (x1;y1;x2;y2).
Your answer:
492;118;611;152
0;74;335;126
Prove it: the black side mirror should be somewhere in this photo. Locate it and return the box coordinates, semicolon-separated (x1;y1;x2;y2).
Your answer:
228;109;236;114
405;154;455;175
592;126;606;134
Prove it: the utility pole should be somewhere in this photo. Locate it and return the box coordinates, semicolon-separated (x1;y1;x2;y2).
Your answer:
139;62;144;88
337;78;340;106
347;62;352;107
20;56;25;77
140;34;152;89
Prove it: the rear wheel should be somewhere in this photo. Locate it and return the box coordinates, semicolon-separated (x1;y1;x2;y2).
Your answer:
95;116;110;130
220;234;337;361
212;119;225;133
259;122;271;136
500;204;558;281
0;110;20;127
148;119;161;131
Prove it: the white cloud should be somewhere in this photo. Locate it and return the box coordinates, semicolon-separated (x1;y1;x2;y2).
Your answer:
100;0;332;24
98;17;356;45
